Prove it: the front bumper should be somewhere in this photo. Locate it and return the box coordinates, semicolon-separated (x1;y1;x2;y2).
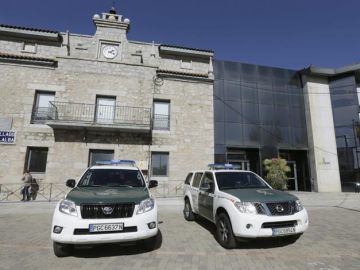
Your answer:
230;209;309;238
51;203;158;244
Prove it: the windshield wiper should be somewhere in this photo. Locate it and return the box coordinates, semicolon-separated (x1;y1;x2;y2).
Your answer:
78;184;104;187
106;184;134;188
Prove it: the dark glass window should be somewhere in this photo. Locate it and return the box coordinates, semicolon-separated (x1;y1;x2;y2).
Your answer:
200;172;215;193
78;169;145;187
26;147;48;173
185;173;193;185
151;152;169;176
192;172;203;188
88;150;114;166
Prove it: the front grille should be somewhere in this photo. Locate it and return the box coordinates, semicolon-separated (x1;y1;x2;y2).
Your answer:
262;220;297;229
80;204;135;219
254;203;266;215
265;201;296;216
74;226;137;235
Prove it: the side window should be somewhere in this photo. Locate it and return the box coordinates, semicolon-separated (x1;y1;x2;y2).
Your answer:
191;172;203;188
200;172;215;193
185;173;193;185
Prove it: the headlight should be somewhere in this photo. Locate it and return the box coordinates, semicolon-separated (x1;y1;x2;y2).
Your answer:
295;200;303;212
136;198;155;215
234;202;257;214
59;199;78;217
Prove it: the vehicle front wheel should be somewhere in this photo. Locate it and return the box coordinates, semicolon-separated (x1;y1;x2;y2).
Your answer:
53;242;73;257
183;199;195;221
216;213;237;249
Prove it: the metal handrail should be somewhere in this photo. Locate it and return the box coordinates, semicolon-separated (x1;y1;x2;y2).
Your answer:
31;102;152;127
0;180;185;202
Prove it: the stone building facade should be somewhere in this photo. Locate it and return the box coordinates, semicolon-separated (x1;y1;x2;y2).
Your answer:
0;8;214;186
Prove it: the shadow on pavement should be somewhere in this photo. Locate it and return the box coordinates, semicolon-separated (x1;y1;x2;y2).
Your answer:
70;230;162;258
194;216;300;249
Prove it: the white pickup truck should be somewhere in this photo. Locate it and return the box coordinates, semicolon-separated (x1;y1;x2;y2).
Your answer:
183;164;309;248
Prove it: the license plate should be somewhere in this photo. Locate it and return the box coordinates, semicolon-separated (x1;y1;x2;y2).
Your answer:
89;223;124;232
272;227;296;236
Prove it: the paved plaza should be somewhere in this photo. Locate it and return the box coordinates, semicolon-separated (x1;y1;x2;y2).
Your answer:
0;193;359;270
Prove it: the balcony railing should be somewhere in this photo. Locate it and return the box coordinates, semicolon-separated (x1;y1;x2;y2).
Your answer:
32;102;152;132
153;114;170;130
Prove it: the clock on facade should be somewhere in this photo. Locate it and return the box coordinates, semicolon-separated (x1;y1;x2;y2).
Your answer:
102;45;118;59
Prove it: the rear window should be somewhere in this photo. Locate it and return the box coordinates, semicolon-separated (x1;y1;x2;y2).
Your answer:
192;172;203;188
185;173;193;185
78;169;145;188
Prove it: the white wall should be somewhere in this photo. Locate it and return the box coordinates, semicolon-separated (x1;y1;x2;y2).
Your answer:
303;75;342;192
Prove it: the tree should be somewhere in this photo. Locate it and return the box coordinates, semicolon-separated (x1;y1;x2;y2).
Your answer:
263;158;290;190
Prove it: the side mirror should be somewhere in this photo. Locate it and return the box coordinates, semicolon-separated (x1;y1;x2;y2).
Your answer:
148;180;158;189
201;182;214;193
66;179;76;188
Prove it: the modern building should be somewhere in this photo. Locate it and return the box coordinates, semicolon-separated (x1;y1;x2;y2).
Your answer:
0;8;215;191
0;7;358;192
213;61;360;192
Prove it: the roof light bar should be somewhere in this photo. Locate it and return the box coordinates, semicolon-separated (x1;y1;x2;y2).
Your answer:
207;163;241;170
95;160;136;166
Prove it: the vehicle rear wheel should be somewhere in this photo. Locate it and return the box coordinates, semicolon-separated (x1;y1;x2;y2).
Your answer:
183;199;195;221
53;242;73;257
216;213;237;249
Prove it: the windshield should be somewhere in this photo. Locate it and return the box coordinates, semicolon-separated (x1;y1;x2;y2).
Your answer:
215;172;269;190
78;169;145;188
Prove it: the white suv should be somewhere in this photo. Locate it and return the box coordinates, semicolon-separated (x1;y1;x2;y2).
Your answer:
183;165;309;248
51;160;158;257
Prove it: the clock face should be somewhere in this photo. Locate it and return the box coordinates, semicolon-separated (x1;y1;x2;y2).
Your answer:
102;45;118;59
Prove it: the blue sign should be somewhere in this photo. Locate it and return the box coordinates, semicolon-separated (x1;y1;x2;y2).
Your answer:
0;130;16;144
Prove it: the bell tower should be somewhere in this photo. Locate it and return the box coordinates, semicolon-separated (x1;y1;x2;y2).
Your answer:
93;6;130;42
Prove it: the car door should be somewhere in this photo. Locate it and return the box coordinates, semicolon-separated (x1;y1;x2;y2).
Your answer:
198;172;215;221
190;172;203;213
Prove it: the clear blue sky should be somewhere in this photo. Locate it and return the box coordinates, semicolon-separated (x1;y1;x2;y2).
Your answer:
1;0;359;70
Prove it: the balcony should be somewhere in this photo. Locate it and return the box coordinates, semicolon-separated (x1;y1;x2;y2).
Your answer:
32;102;152;133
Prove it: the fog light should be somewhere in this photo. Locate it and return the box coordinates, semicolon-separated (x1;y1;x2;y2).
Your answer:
147;222;156;229
246;224;252;229
53;226;63;234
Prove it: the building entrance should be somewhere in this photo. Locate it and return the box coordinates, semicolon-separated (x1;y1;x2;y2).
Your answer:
286;161;298;191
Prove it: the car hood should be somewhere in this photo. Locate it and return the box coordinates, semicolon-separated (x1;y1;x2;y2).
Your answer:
222;188;298;203
66;186;149;205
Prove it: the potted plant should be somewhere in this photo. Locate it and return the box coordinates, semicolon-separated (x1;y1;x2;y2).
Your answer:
263;158;290;190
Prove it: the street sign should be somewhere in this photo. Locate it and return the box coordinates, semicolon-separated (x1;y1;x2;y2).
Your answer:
0;130;16;144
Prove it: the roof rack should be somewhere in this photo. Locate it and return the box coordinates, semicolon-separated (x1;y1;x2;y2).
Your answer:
95;160;136;167
207;163;241;170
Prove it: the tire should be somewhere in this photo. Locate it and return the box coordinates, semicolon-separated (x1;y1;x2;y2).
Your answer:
53;242;73;257
142;233;158;251
216;213;237;249
183;198;195;221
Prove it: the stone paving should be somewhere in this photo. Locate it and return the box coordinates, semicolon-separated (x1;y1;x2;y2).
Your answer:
0;193;359;270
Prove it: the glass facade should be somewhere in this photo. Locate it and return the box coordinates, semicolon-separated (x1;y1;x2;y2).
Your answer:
214;60;310;191
329;76;360;191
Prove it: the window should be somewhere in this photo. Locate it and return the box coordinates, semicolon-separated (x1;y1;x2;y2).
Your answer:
32;91;55;123
25;147;48;173
153;100;170;130
95;96;116;124
88;150;114;166
22;42;36;53
185;173;193;185
192;172;203;188
200;172;215;193
151;152;169;176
